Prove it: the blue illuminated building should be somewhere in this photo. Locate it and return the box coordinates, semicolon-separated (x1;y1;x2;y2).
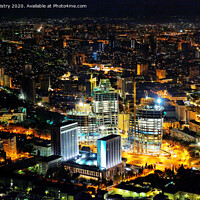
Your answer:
93;52;97;61
97;134;121;169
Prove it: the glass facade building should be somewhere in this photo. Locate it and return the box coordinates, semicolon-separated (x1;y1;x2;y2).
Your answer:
51;122;79;161
97;134;121;169
129;105;164;155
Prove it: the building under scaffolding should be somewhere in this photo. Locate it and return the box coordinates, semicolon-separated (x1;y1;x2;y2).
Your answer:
129;98;164;155
66;103;98;143
92;79;118;136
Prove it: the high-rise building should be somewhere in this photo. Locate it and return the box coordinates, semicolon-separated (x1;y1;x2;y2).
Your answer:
0;67;4;86
97;134;121;169
21;76;36;103
119;77;133;95
1;135;17;159
3;75;11;88
51;122;79;161
137;63;148;76
92;79;118;136
129;99;164;155
93;52;98;61
175;100;186;122
67;103;98;143
39;74;51;92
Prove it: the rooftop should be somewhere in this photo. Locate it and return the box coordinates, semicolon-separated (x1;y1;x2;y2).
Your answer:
53;121;78;128
39;155;62;163
116;183;151;193
98;134;120;141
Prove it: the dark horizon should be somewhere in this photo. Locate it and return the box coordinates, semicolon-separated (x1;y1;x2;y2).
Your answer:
0;0;200;19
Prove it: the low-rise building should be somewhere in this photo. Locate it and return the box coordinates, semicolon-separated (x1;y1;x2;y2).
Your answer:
33;141;51;157
0;107;26;124
170;128;199;142
189;120;200;135
110;182;153;198
38;155;62;175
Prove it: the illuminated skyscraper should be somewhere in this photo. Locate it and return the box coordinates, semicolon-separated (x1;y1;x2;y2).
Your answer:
2;135;17;159
129;98;164;155
137;63;148;76
67;103;98;143
51;122;79;161
92;79;118;136
97;134;121;169
21;76;36;103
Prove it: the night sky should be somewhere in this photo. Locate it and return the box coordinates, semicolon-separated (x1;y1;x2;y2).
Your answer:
0;0;200;18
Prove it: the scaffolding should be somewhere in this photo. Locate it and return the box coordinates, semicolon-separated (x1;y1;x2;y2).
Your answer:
129;103;164;155
92;79;119;137
66;104;98;144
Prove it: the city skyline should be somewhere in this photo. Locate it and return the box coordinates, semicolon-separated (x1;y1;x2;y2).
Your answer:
0;0;200;19
0;1;200;199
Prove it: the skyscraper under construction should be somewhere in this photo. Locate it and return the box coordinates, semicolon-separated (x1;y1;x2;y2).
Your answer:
129;97;164;155
92;79;118;137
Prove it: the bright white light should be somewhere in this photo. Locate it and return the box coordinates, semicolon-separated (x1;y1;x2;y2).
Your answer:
38;102;42;106
100;125;105;130
81;154;86;158
79;102;83;107
157;98;161;104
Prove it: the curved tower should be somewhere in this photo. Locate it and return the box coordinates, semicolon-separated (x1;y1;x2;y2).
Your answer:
129;98;164;155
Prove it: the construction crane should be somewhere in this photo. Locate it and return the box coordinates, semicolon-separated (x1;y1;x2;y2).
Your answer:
133;80;136;153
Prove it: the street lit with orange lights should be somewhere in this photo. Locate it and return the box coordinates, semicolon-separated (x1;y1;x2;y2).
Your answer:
0;124;50;140
122;140;196;172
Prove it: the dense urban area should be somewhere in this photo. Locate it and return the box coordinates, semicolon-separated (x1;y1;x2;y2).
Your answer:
0;17;200;199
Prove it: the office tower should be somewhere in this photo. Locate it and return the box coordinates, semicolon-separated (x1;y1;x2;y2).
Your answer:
51;122;79;161
156;69;166;80
120;77;133;95
21;76;36;103
2;135;17;159
97;134;121;169
39;74;51;92
137;63;148;76
129;99;164;155
189;66;199;80
92;79;118;136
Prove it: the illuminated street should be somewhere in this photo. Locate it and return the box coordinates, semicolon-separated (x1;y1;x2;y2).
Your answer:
0;124;51;140
122;140;193;171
